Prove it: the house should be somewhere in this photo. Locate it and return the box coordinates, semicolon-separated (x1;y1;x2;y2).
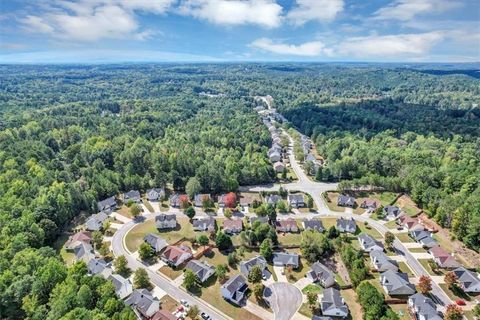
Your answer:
239;196;252;210
453;267;480;293
97;196;117;213
239;256;267;277
276;219;299;233
269;151;281;163
265;194;282;206
169;194;180;207
398;216;424;231
360;199;378;210
358;233;384;252
321;288;349;318
273;161;285;172
221;274;248;305
125;289;160;318
336;217;357;233
73;242;95;263
65;230;92;250
186;260;215;283
380;270;416;295
87;258;112;278
428;246;460;269
287;194;305;208
124;190;141;203
223;219;243;234
144;233;168;253
194;194;211;207
249;215;269;226
85;211;109;231
306;262;335;288
161;245;193;267
217;194;227;208
192;217;215;232
384;206;402;220
108;274;133;299
410;230;437;248
408;293;442;320
155;213;177;230
370;251;399;272
146;188;165;201
151;310;176;320
272;252;299;269
302;219;324;232
337;195;356;207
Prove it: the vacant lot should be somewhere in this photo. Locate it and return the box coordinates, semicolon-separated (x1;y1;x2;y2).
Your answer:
393;195;422;217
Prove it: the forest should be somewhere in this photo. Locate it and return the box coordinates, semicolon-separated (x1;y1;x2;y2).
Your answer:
0;63;479;318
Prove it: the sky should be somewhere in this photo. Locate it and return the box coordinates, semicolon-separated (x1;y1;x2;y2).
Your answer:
0;0;479;63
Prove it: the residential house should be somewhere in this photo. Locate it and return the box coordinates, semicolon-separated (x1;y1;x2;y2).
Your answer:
223;219;243;234
221;274;248;305
370;251;399;272
194;194;211;207
380;270;416;296
108;274;133;299
73;242;95;263
144;233;168;253
453;267;480;293
428;246;460;269
306;262;335;288
155;214;177;230
287;194;305;208
151;310;176;320
269;152;281;163
272;252;299;269
125;289;160;319
336;217;357;233
398;216;424;231
239;196;252;211
186;260;215;283
302;219;324;232
239;256;267;277
276;218;299;233
85;211;108;231
192;217;215;232
273;161;285;173
384;206;402;220
249;215;269;226
320;288;349;318
161;245;193;267
360;199;378;210
124;190;141;203
265;194;282;206
146;188;165;201
97;196;117;213
87;258;112;278
410;230;437;248
169;194;180;208
65;230;92;250
408;293;442;320
337;195;356;207
358;233;384;252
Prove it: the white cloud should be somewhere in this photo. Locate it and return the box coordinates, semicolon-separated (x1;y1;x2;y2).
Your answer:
338;32;444;58
373;0;463;21
287;0;344;25
178;0;283;28
250;38;331;56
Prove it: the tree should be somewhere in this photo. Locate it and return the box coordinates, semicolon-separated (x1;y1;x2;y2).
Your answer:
276;200;288;213
92;231;103;250
133;268;151;289
138;243;154;261
186;177;202;199
179;195;190;209
473;304;480;318
215;231;232;250
356;281;385;320
418;275;432;294
76;284;93;308
444;304;463;320
113;255;130;276
227;251;237;267
384;231;395;250
224;208;232;218
130;204;142;218
248;265;263;283
306;291;318;311
300;230;332;263
98;242;110;257
327;226;339;238
186;305;200;319
215;264;228;283
253;283;264;301
259;238;273;261
306;195;314;209
197;234;209;248
184;206;196;219
224;192;237;208
444;271;458;290
428;259;439;274
183;269;198;291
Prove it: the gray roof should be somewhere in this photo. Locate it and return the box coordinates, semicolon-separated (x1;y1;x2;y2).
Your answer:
337;194;355;207
194;194;211;206
87;258;111;276
380;270;416;295
97;196;116;211
272;252;299;268
358;233;384;251
222;274;248;304
370;250;399;272
265;194;282;204
384;205;401;217
453;267;480;292
303;219;324;232
288;194;305;204
321;288;348;318
307;262;335;287
124;190;141;201
146;188;164;200
108;274;132;298
192;217;215;231
239;256;267;276
155;213;177;228
409;293;442;320
144;233;168;252
125;289;159;318
186;260;215;283
73;242;95;262
336;217;356;233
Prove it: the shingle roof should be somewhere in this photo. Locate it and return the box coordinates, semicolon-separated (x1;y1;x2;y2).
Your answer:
124;190;141;201
303;219;324;232
337;194;355;206
186;260;215;283
97;196;116;211
453;267;480;292
380;270;416;295
370;250;399;272
144;233;168;252
409;293;442;320
336;217;356;233
358;233;384;251
321;288;348;317
192;217;215;231
239;256;267;276
272;252;299;268
125;289;159;318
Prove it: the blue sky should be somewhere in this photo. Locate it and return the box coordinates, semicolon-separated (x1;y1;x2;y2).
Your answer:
0;0;479;63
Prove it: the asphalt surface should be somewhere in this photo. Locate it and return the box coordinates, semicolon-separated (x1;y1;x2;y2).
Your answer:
264;282;303;320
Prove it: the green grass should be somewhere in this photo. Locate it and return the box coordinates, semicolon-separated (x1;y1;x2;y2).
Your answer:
408;247;427;253
418;259;444;276
287;256;310;283
53;233;76;265
302;284;323;295
335;273;347;287
298;303;316;318
356;222;383;239
395;233;414;243
277;233;302;246
439;283;473;302
397;262;414;277
389;304;412;320
384;220;399;229
159;265;183;280
142;198;154;212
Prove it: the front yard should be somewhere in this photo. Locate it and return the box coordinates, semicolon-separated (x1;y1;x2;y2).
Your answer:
396;233;414;243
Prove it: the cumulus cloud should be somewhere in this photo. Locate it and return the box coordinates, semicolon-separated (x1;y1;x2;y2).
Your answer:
373;0;463;21
178;0;283;28
250;38;331;56
287;0;344;25
337;32;444;57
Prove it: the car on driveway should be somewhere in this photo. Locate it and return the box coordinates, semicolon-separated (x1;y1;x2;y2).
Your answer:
201;312;211;320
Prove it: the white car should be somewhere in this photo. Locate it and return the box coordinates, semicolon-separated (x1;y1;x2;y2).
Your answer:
180;299;190;308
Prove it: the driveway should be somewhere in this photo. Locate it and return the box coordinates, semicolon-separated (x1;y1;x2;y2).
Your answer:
264;282;303;320
273;266;288;282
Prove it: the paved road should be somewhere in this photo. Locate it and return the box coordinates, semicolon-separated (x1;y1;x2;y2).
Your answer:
264;282;303;320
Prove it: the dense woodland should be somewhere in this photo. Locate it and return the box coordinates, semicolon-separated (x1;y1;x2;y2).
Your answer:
0;63;479;318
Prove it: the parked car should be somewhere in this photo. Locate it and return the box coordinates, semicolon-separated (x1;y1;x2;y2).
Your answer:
456;299;466;306
201;312;211;320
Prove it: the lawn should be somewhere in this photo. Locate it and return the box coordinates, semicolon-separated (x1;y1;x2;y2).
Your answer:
277;232;303;247
319;217;338;229
395;233;414;243
439;284;474;302
302;284;323;295
298;303;316;318
117;205;133;219
384;220;399;229
324;192;347;213
287;254;310;283
418;259;444;276
397;261;414;277
159;295;179;313
159;265;183;280
356;221;383;239
53;233;76;265
393;195;422;217
408;247;427;253
142;198;154;213
389;304;412;320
